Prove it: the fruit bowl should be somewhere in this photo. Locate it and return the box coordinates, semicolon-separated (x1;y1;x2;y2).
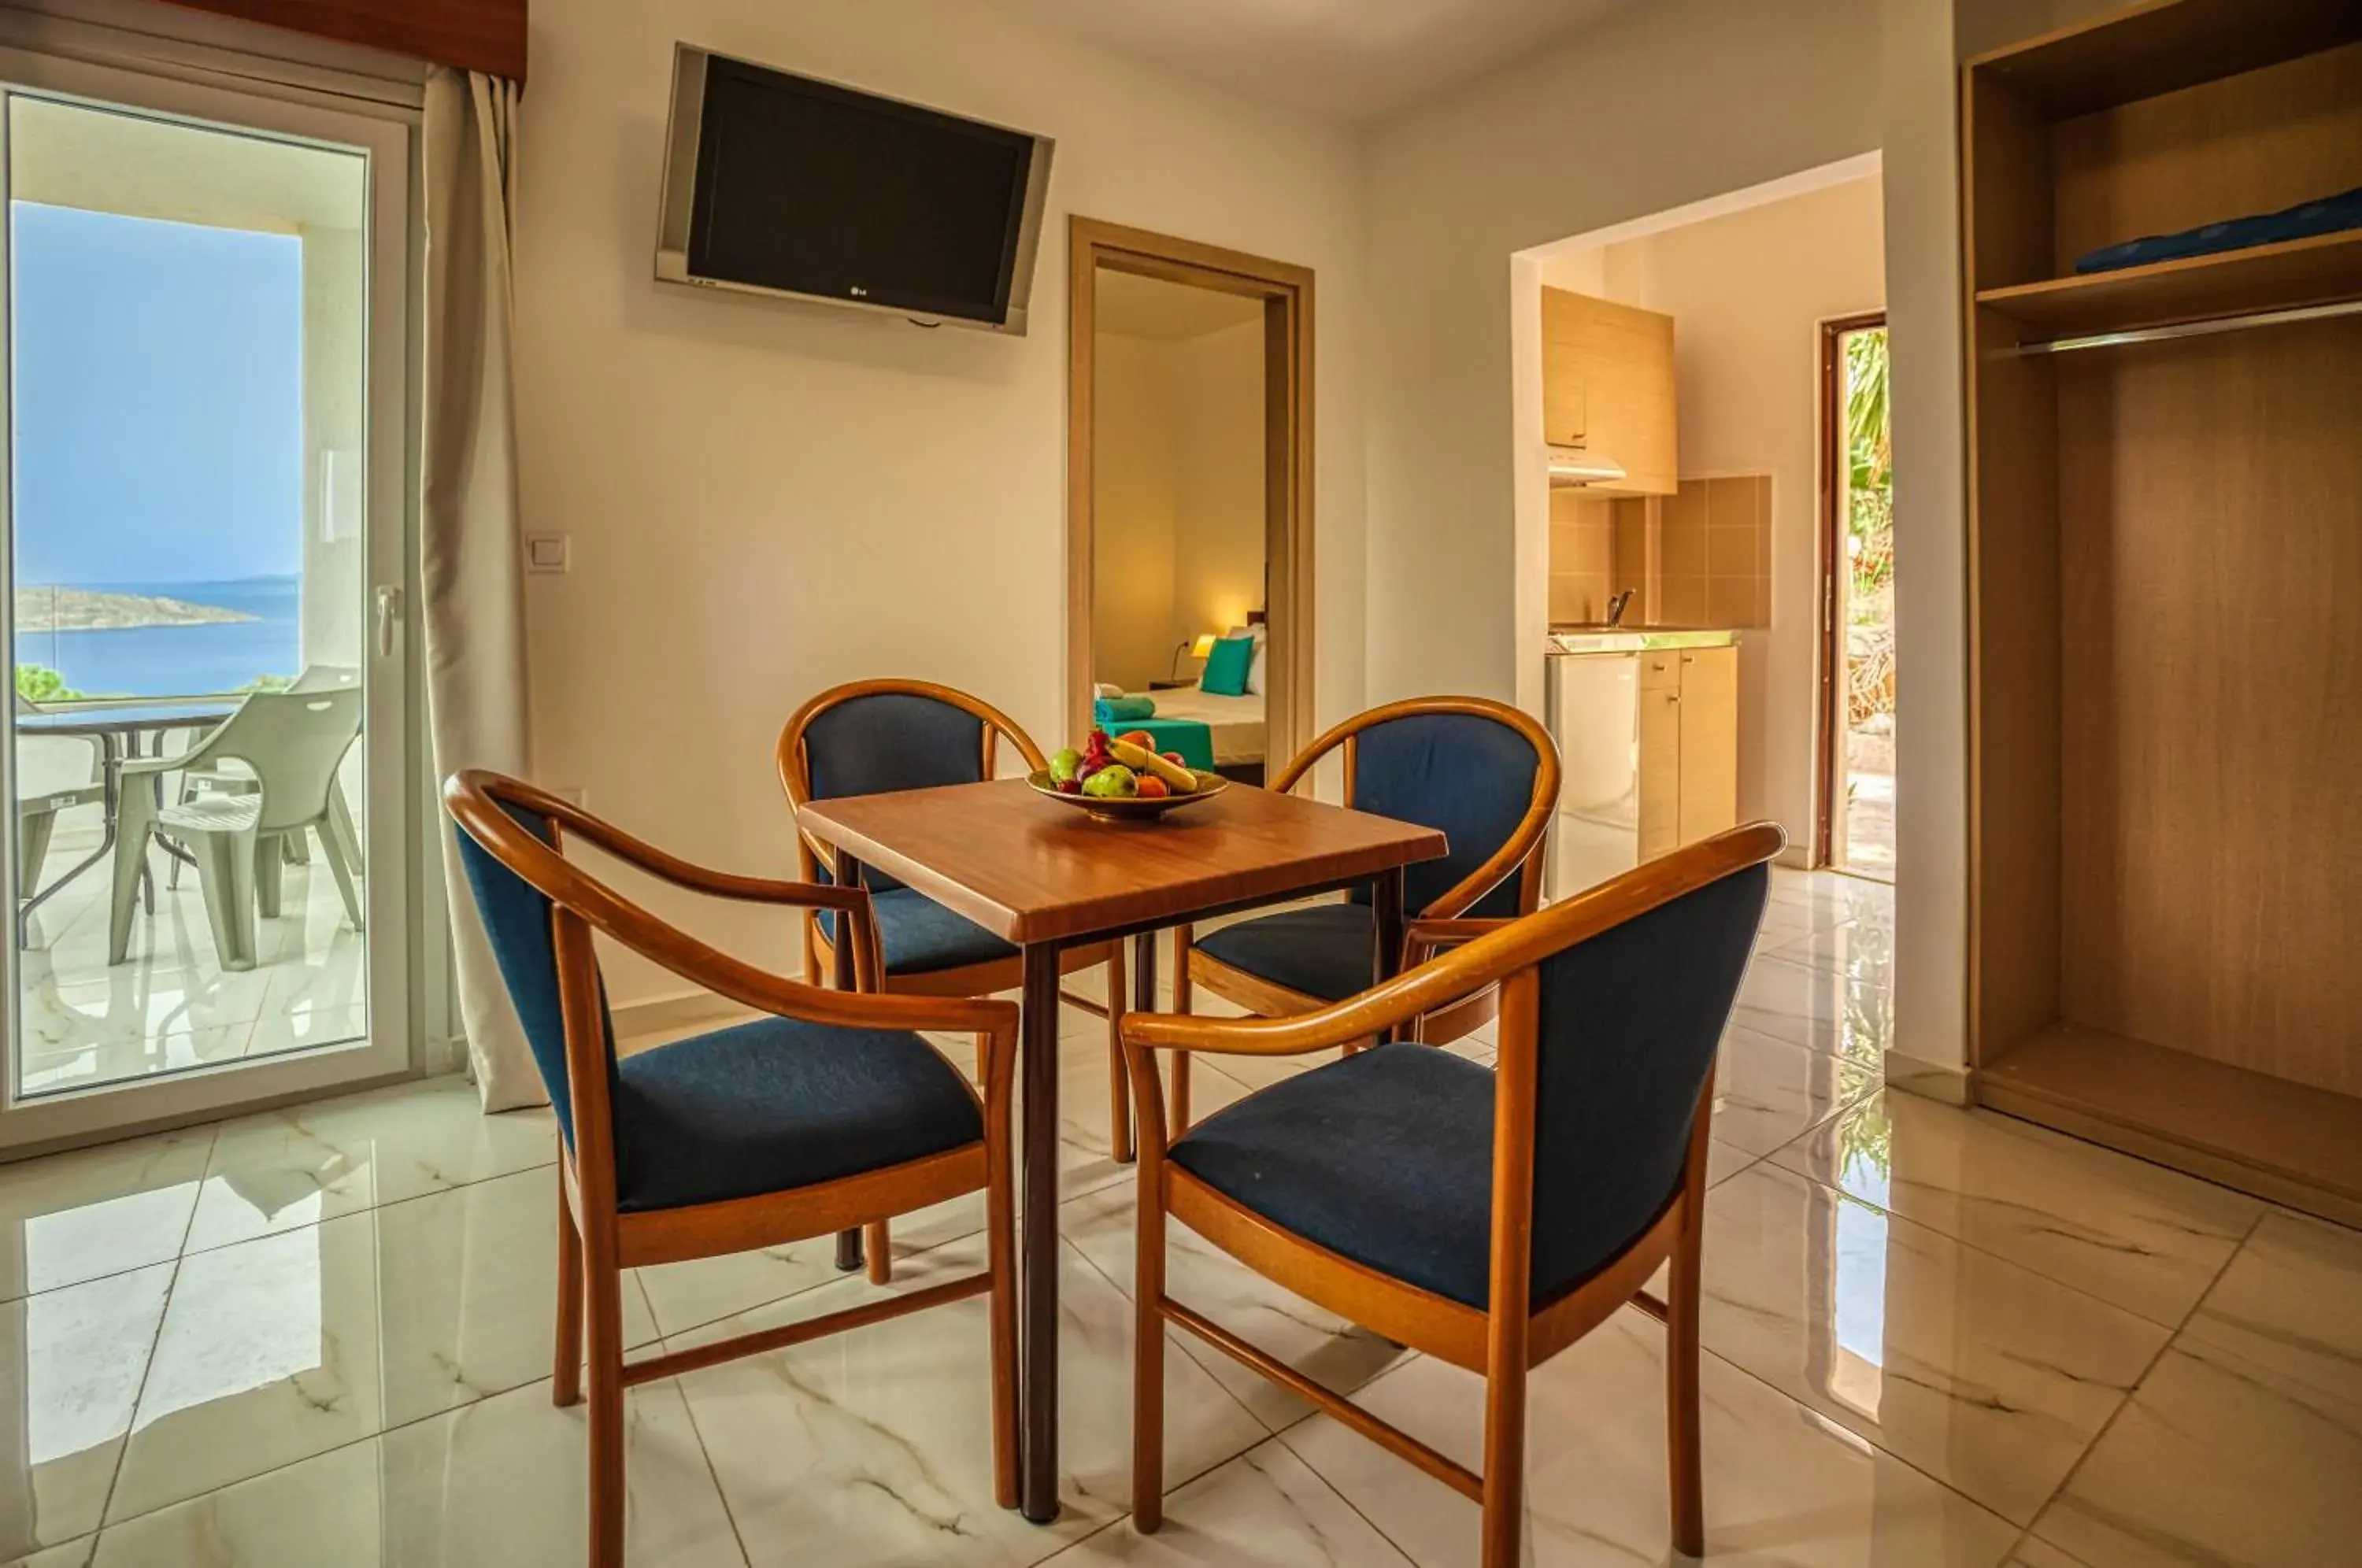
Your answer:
1026;768;1228;822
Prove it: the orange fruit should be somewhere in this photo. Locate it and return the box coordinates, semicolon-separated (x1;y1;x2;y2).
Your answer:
1136;776;1170;799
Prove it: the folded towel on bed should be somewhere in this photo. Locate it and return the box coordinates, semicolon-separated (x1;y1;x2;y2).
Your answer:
1116;718;1215;771
1094;694;1156;724
2075;185;2362;275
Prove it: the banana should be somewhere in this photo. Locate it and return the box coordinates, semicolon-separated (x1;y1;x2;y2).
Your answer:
1106;738;1198;793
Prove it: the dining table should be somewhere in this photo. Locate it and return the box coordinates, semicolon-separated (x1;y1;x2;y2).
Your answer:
794;775;1447;1523
14;699;237;941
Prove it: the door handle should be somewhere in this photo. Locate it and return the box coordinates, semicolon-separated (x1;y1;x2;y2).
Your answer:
374;585;403;658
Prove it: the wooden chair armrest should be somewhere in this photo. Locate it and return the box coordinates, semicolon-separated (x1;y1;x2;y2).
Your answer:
1126;822;1787;1061
1402;917;1510;965
556;812;868;914
602;908;1005;1037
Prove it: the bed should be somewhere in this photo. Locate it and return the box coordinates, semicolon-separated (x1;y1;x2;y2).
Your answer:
1132;686;1265;769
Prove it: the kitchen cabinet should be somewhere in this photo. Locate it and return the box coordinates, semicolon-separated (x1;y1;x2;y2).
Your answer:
1639;645;1736;856
1541;287;1677;497
1546;637;1738;897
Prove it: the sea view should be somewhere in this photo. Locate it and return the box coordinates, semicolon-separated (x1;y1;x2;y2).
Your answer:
14;575;300;698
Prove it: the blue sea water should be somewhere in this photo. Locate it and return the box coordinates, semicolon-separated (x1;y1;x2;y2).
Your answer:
14;575;302;698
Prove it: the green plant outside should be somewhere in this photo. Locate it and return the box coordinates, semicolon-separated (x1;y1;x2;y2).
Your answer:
14;663;83;703
1845;326;1893;618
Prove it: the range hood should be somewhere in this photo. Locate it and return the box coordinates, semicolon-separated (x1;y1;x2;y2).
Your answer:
1547;444;1627;486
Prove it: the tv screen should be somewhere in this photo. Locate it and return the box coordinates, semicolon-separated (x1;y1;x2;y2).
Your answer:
658;48;1053;333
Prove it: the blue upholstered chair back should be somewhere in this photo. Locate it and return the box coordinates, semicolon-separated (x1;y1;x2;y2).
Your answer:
800;692;990;894
1349;712;1543;917
453;803;615;1147
1527;863;1768;1282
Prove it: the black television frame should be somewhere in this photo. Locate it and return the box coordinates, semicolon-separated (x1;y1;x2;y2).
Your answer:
655;44;1056;335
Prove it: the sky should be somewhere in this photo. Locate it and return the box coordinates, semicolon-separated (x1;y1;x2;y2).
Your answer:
10;201;302;587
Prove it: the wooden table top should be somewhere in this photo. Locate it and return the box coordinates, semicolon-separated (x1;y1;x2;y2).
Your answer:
795;778;1448;946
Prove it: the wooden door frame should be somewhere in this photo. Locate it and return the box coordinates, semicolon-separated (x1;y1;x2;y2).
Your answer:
1066;217;1315;762
1813;310;1886;868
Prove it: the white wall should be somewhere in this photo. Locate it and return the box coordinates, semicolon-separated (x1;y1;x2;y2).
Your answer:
1543;174;1886;852
1089;318;1266;691
513;0;1365;1003
1362;0;1885;714
1169;319;1267;649
1090;333;1179;692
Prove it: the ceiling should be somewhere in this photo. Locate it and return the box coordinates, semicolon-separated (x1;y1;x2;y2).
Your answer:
987;0;1635;121
1095;269;1265;342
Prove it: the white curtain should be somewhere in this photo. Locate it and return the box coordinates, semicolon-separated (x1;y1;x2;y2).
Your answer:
422;68;540;1111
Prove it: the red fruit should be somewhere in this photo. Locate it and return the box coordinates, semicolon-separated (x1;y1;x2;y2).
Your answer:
1116;729;1157;751
1086;727;1109;750
1161;751;1185;766
1057;778;1082;794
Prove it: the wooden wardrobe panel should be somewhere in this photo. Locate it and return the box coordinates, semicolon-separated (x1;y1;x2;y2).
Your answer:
2050;42;2362;273
2057;318;2362;1095
1966;72;2057;293
1965;312;2062;1067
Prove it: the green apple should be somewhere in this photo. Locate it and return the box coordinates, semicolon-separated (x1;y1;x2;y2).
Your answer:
1049;747;1084;783
1080;764;1137;799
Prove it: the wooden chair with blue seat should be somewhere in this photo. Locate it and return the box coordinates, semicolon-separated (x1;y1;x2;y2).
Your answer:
1123;823;1784;1567
446;770;1018;1568
779;679;1140;1281
1166;695;1561;1128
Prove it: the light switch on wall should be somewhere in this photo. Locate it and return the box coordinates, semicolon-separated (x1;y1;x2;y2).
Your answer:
526;534;570;573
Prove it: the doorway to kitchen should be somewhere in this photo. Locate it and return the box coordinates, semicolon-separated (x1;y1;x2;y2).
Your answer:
1816;312;1893;880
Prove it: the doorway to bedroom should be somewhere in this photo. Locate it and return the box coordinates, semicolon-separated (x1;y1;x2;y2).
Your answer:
1067;220;1313;786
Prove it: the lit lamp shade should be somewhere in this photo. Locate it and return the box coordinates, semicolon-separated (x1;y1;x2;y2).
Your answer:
1190;633;1219;659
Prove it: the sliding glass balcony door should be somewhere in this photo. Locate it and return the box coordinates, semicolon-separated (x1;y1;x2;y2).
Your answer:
0;50;414;1147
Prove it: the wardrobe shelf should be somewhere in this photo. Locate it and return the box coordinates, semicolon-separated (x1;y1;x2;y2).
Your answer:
1966;0;2362;118
1975;229;2362;342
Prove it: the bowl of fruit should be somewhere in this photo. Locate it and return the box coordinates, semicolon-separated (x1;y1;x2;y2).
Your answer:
1030;729;1229;821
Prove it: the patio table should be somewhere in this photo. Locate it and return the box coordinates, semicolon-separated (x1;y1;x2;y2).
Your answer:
15;701;236;940
794;776;1445;1522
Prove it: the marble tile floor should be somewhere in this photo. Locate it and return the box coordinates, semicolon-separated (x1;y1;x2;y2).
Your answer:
13;815;368;1098
1;870;2356;1566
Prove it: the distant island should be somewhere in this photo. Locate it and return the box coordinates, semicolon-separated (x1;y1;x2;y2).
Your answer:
15;585;256;631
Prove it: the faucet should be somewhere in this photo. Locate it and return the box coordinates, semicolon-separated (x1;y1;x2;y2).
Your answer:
1605;588;1635;627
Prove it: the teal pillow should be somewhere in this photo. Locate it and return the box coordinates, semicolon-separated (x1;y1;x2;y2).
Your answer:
1201;634;1255;697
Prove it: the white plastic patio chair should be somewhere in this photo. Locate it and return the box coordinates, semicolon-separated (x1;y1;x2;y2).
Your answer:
109;688;364;971
13;693;105;901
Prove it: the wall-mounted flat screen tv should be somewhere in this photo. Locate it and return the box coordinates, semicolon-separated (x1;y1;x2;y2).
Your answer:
656;45;1055;334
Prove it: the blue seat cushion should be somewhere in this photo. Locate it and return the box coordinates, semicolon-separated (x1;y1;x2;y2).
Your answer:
613;1015;981;1213
1169;1042;1516;1307
1194;903;1375;1002
821;886;1017;975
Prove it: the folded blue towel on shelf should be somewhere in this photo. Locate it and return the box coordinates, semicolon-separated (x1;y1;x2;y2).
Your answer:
1094;694;1157;725
2074;185;2362;275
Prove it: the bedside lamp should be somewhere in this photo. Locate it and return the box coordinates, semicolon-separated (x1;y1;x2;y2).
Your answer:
1168;632;1219;682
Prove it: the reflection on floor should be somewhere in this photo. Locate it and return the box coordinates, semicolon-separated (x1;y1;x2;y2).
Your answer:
14;813;365;1099
2;869;2354;1566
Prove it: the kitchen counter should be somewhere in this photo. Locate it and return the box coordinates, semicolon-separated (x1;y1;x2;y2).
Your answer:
1548;625;1738;655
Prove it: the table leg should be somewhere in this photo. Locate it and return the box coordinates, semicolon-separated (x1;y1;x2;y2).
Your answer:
833;851;865;1276
1373;867;1407;1044
1018;939;1063;1523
